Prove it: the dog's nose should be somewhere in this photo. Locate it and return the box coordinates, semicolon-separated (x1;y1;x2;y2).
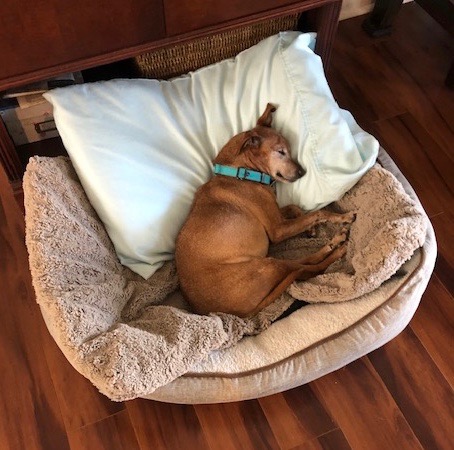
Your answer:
297;166;306;178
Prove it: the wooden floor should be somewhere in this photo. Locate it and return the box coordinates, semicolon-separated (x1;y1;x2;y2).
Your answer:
0;3;453;449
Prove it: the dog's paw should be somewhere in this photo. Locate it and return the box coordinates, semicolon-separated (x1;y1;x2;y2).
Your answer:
340;226;351;240
328;230;349;250
332;242;348;259
341;211;356;224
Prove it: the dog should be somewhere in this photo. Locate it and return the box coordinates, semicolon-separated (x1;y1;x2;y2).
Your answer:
175;104;355;317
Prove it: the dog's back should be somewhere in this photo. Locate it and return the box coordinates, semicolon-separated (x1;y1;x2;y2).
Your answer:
176;174;277;316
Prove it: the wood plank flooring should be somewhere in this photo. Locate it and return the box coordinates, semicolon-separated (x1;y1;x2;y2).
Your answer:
0;3;452;449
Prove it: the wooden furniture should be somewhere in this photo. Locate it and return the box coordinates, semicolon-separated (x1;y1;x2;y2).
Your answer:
363;0;454;37
0;0;342;191
362;0;454;86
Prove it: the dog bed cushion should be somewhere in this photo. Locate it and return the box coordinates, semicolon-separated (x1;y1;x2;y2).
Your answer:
43;31;378;279
24;149;434;402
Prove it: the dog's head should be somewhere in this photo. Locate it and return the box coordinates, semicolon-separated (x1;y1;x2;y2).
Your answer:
215;104;305;183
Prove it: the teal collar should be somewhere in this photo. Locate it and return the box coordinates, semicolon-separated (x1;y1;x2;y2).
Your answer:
213;163;274;185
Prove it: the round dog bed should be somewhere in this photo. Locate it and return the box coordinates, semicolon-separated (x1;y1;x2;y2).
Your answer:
23;148;436;403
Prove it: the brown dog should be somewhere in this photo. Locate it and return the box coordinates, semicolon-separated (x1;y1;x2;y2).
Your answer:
175;104;355;317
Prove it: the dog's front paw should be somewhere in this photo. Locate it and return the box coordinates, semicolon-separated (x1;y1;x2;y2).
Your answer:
340;211;356;224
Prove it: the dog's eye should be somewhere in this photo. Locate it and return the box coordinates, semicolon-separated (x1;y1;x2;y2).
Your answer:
277;149;286;156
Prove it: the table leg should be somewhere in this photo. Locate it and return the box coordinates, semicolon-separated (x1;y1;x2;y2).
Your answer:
362;0;404;37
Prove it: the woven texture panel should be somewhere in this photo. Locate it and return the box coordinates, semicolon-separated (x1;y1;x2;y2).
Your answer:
135;15;299;79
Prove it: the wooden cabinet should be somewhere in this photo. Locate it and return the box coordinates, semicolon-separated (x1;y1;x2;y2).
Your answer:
0;0;166;89
0;0;342;189
165;0;302;35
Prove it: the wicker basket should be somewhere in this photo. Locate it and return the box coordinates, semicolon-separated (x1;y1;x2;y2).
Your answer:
134;15;299;80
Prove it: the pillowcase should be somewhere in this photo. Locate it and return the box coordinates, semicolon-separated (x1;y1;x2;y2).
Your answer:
44;32;378;279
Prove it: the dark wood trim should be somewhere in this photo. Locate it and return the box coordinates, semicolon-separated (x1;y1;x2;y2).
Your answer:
0;119;23;183
299;1;342;69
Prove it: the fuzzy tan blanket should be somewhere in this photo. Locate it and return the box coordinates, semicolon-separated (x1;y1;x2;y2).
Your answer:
24;156;426;401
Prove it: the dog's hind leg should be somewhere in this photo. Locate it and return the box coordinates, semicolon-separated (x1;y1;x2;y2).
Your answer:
205;232;349;318
247;239;348;316
294;243;347;281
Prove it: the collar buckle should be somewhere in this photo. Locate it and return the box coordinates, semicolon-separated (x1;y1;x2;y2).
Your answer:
236;167;250;180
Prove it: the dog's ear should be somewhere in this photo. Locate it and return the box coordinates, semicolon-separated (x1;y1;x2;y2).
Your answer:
257;103;277;128
240;133;262;152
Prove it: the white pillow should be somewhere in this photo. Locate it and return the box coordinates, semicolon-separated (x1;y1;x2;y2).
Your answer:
44;32;378;279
